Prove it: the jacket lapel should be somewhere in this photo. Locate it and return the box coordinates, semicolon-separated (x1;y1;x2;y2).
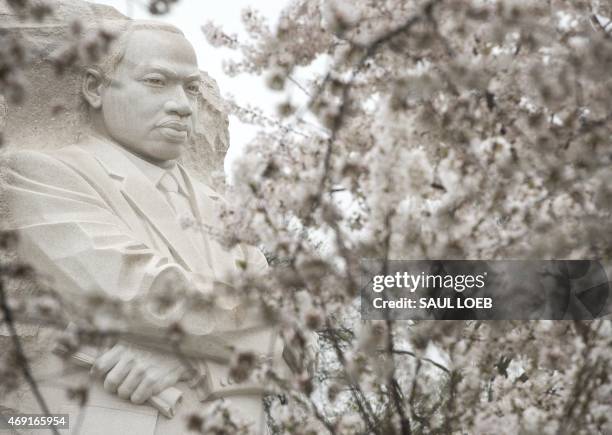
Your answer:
79;137;204;273
57;145;150;247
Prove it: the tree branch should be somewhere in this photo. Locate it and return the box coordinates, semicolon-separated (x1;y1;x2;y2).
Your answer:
0;280;60;435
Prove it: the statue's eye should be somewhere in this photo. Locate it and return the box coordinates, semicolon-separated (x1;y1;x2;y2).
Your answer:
185;83;200;96
142;76;165;86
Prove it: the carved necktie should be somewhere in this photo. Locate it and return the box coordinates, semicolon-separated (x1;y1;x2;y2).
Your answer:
158;171;193;220
158;170;212;268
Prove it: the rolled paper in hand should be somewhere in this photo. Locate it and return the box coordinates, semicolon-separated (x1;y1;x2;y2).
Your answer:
53;346;183;419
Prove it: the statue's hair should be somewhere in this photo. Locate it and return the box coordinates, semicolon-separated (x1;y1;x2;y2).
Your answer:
94;20;185;79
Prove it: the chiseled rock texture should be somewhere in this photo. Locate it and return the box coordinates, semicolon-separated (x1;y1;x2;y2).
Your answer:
0;0;229;188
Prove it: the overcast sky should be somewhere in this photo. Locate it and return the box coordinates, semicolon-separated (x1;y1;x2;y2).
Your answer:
93;0;290;172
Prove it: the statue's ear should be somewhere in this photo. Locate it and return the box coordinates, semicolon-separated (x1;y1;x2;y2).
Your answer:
82;68;105;109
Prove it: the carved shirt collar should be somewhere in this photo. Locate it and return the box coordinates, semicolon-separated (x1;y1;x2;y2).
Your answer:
108;141;188;194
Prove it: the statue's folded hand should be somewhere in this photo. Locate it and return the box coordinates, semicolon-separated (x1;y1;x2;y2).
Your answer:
91;343;188;405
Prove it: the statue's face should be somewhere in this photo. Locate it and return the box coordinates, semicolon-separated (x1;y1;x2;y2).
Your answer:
100;29;200;164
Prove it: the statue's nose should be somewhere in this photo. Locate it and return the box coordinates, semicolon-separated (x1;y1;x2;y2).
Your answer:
164;86;192;117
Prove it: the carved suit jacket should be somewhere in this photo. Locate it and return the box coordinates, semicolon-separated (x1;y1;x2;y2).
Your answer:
1;135;278;435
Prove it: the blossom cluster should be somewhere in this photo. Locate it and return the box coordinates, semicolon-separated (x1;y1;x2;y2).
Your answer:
202;0;612;433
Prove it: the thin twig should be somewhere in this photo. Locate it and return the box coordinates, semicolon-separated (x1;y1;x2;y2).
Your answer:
380;211;411;435
287;75;311;97
0;281;60;435
389;350;450;374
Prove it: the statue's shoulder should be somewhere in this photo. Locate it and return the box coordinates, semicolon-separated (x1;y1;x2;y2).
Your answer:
2;145;96;187
4;144;91;168
3;148;64;174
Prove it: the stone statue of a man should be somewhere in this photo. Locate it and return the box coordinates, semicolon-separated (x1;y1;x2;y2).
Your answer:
1;20;280;435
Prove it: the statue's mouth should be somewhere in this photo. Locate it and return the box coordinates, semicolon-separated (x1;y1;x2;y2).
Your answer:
156;120;190;142
158;121;190;132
